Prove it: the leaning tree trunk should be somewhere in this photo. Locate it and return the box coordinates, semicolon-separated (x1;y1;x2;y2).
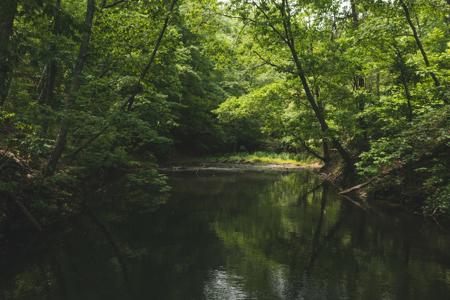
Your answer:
0;0;18;106
290;46;354;168
399;0;448;104
279;0;355;171
45;0;96;176
125;0;178;111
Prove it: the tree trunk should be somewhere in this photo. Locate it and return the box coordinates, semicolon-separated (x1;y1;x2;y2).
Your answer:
125;0;178;111
45;0;96;176
392;38;415;121
349;0;359;29
316;97;330;165
39;0;62;108
376;72;380;96
349;0;370;152
298;137;325;162
402;77;414;121
322;139;330;165
0;0;18;106
396;52;414;121
349;0;363;91
290;37;354;170
291;48;354;168
399;0;447;104
279;0;355;171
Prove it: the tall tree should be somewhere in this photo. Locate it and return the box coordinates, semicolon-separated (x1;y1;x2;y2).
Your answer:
251;0;355;170
349;0;370;152
0;0;18;106
38;0;62;108
45;0;97;176
398;0;447;104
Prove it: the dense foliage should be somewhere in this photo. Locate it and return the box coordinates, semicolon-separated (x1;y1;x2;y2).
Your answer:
0;0;449;222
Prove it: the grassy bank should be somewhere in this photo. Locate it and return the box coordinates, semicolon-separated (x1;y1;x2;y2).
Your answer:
201;152;321;168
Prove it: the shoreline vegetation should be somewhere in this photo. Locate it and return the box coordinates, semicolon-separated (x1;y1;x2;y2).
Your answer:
204;151;322;167
163;152;322;170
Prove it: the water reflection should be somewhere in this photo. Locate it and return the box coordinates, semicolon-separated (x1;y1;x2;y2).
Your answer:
1;171;450;300
204;269;250;300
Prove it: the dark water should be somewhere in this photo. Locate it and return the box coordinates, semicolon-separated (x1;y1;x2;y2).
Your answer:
1;171;450;300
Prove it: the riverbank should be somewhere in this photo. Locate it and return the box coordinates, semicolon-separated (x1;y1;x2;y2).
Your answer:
160;162;318;173
162;152;322;172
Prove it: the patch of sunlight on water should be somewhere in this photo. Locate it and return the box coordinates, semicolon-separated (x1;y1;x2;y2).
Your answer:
204;268;253;300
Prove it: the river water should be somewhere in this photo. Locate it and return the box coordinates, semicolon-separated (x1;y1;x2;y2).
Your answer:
1;170;450;299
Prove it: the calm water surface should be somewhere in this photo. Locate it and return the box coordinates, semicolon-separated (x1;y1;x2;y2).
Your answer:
1;171;450;299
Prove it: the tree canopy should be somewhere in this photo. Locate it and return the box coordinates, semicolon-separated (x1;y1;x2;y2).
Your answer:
0;0;449;219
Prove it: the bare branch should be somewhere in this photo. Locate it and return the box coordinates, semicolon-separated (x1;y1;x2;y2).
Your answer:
252;50;294;74
250;0;289;44
101;0;129;9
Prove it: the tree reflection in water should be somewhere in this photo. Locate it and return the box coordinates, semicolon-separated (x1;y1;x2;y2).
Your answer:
1;171;450;300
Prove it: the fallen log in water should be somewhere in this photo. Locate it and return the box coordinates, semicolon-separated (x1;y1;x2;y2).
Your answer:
339;177;377;195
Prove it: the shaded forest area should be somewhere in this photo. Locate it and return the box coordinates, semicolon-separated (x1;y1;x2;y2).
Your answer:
0;0;449;229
